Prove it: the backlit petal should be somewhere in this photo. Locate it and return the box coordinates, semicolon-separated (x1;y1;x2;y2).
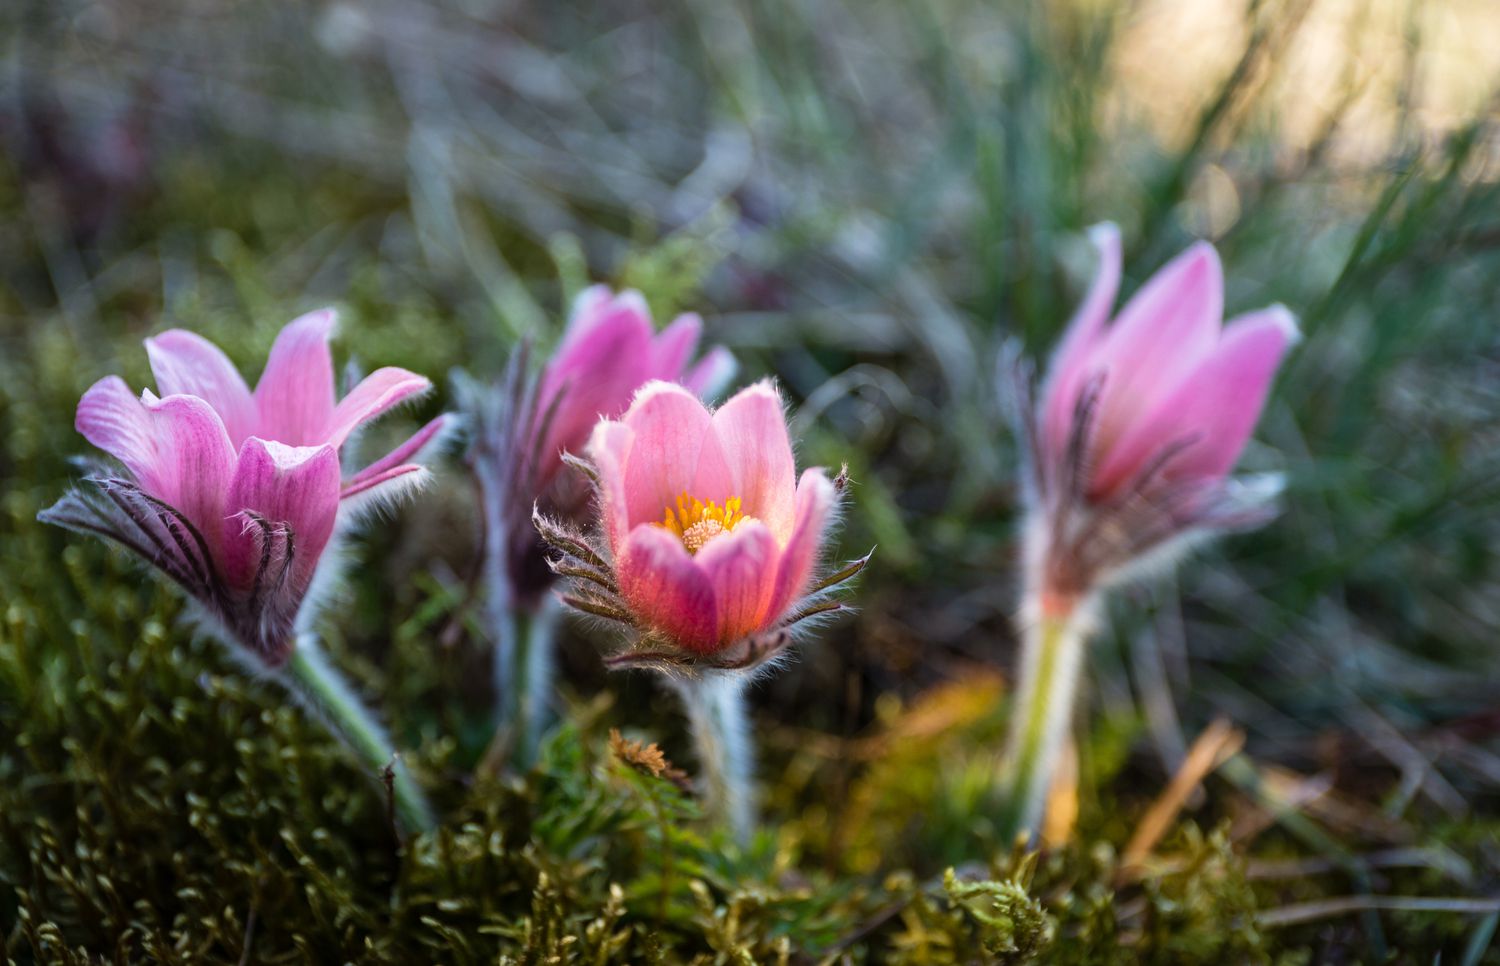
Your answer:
694;519;779;644
706;381;796;542
617;524;718;652
765;468;836;622
618;382;712;531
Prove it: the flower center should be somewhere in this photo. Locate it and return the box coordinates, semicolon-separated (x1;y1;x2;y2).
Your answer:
659;492;751;555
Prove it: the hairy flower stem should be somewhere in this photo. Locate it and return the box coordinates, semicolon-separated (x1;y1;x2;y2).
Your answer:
670;674;753;845
998;601;1091;845
489;600;561;769
282;635;435;834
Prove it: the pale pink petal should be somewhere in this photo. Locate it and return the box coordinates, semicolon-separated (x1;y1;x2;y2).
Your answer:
140;394;236;540
323;367;432;449
76;376;155;481
616;524;718;653
765;468;836;622
222;438;341;593
1092;242;1224;452
1092;305;1298;499
618;382;713;531
693;519;779;644
585;419;635;559
688;410;736;508
344;413;451;493
144;330;256;445
682;346;737;400
650;312;703;380
705;381;796;542
1041;223;1122;459
253;309;338;445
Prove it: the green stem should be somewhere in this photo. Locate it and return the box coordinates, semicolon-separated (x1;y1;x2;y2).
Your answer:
670;673;753;846
282;635;435;834
998;604;1089;845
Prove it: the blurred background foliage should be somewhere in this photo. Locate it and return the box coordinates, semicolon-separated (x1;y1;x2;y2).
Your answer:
3;0;1500;961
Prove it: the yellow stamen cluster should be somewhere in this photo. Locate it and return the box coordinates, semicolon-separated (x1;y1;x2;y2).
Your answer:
659;492;746;554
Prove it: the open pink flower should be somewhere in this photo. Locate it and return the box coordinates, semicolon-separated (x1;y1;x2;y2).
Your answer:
42;309;448;665
1026;224;1297;606
536;380;865;669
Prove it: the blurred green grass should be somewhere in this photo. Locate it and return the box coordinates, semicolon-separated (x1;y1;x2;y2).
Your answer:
3;0;1500;960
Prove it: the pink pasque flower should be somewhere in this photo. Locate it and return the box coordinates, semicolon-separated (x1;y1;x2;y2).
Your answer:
1026;224;1297;608
466;285;737;610
43;309;447;665
537;380;864;669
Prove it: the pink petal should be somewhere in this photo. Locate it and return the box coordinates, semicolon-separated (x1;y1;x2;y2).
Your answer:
1041;223;1122;460
683;345;737;400
537;295;655;476
766;468;836;622
341;462;425;501
1092;305;1297;499
693;519;779;644
704;380;796;542
1092;242;1224;453
649;312;703;381
144;330;256;445
585;419;635;559
559;284;616;342
618;382;713;532
616;524;718;653
140;394;236;541
323;366;432;449
344;413;451;493
253;308;338;446
76;376;155;481
222;438;341;594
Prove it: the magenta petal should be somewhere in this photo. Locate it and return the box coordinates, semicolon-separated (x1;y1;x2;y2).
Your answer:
76;376;156;482
616;524;719;653
766;468;836;623
345;413;450;493
694;519;778;644
140;394;236;540
323;367;432;449
705;381;796;542
1092;242;1224;451
650;312;703;380
618;382;713;531
253;309;338;446
1041;223;1122;460
144;330;256;445
559;284;616;342
683;345;737;400
222;438;341;593
1093;305;1298;497
586;419;635;559
537;297;655;474
341;462;425;501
